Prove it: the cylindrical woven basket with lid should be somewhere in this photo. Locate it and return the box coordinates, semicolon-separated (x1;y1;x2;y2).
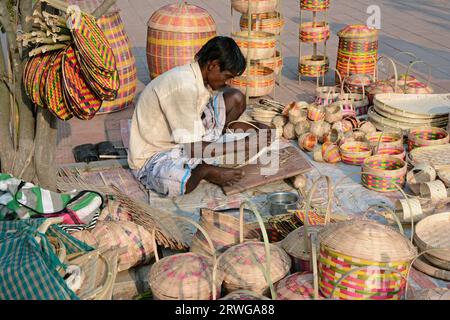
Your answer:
240;11;285;35
407;126;449;151
336;25;378;80
146;2;217;79
361;155;407;192
232;0;278;14
318;219;417;300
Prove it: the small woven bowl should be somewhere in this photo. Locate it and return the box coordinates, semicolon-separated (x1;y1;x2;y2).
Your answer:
375;145;406;160
340;141;372;165
307;103;326;121
407;126;449;152
322;143;341;164
362;155;407;192
299;133;318;151
366;131;403;149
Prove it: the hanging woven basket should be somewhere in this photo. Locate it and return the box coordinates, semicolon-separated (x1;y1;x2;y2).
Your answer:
300;21;330;43
231;0;278;14
318;219;416;300
230;65;275;97
299;55;329;78
252;50;283;75
240;11;285;35
300;0;330;11
146;2;217;79
361;155;407;192
149;216;222;300
232;31;277;60
407;126;449;151
218;202;291;298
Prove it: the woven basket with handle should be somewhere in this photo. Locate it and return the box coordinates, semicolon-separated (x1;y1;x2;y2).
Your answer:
361;155;407;192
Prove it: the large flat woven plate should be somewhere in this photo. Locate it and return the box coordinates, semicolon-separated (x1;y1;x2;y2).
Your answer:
40;51;59;108
62;45;102;120
368;108;448;131
414;212;450;262
31;52;54;108
24;53;44;103
45;49;73;121
374;104;448;124
408;144;450;170
374;93;450;119
413;255;450;281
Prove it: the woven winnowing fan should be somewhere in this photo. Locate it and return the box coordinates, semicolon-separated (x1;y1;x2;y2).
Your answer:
56;172;191;250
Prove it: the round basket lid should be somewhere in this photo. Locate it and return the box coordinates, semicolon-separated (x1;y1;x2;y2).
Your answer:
318;220;416;263
219;290;270;300
149;252;219;300
414;212;450;261
220;242;291;287
337;24;378;39
147;3;216;33
275;272;323;300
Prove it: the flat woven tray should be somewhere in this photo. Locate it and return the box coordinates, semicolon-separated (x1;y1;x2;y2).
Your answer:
414;212;450;262
374;104;448;124
413;255;450;281
373;93;450;119
408;144;450;170
368;108;448;131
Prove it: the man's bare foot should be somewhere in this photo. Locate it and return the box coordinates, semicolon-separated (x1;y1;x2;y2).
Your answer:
204;166;245;187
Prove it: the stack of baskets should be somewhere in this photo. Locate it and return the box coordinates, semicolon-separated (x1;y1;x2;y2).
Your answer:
298;0;330;81
231;0;281;97
336;24;378;85
146;2;217;79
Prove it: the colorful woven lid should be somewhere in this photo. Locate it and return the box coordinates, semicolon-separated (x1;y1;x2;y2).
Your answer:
318;220;416;263
219;290;271;300
148;252;220;300
275;272;323;300
31;52;55;108
39;51;60;108
68;6;116;74
337;24;378;39
147;2;216;33
62;45;102;120
45;49;74;121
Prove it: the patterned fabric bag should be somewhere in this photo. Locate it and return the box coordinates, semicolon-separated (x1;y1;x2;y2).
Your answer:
0;174;104;233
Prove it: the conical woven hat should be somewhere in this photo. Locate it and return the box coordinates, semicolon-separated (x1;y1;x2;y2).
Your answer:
149;253;220;300
219;242;291;293
318;220;416;262
147;3;216;33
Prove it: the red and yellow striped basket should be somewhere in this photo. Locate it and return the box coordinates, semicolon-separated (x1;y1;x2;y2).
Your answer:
299;55;329;78
407;127;449;151
230;65;275;97
300;0;330;12
240;11;285;35
361;155;407;192
299;21;330;43
374;145;406;160
232;31;277;60
366;131;403;149
147;3;217;79
252;50;283;75
340;142;372;165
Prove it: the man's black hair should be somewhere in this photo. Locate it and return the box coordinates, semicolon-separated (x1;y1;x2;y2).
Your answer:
196;36;246;76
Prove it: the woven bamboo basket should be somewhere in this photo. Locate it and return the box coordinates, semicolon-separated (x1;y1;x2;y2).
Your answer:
343;55;377;95
232;31;277;60
149;216;222;300
325;104;343;123
310;121;330;142
300;0;330;11
406;163;436;195
407;126;449;151
190;208;261;257
375;144;406;160
367;56;401;105
252;50;283;75
414;212;450;270
361;155;407;192
230;65;275;97
438;169;450;187
299;55;329;78
318;219;416;300
336;25;378;78
340;141;372;165
232;0;278;14
408;144;450;170
299;21;330;43
315;69;343;107
366;131;403;149
298;133;318;151
219;290;271;300
240;11;285;35
218;201;291;298
401;60;434;94
146;3;216;79
267;213;302;240
321;142;341;164
307;103;326;121
336;77;370;117
419;180;448;202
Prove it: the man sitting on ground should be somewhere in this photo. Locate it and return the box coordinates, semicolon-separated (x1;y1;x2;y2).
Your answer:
128;36;271;197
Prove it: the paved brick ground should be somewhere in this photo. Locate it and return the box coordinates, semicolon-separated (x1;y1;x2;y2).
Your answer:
56;0;450;164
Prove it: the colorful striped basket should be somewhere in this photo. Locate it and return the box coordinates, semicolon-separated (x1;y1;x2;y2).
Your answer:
300;0;330;11
361;155;407;192
240;11;285;35
336;25;378;79
299;55;329;78
322;143;341;164
298;133;318;152
315;69;343;107
307;103;326;121
339;141;372;165
252;50;283;75
401;60;434;94
230;65;275;97
146;3;217;79
232;0;278;14
367;55;401;105
299;21;330;43
374;145;406;160
318;219;416;300
335;77;370;117
366;131;403;149
232;31;277;60
407;126;449;151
